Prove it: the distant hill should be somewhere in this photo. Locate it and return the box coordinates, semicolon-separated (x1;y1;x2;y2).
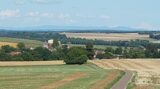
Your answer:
0;26;146;32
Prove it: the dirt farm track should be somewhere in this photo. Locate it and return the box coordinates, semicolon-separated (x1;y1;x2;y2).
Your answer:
90;59;160;88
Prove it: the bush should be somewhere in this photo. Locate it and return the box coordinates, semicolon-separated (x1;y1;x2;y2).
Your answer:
21;52;34;61
1;45;16;53
96;52;114;59
33;47;51;61
96;53;104;59
49;51;66;60
11;56;24;61
64;47;88;64
0;51;11;61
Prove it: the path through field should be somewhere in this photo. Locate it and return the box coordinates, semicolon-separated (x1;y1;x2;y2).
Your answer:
112;70;133;89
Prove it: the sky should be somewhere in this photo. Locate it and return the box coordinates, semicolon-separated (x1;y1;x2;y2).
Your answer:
0;0;160;30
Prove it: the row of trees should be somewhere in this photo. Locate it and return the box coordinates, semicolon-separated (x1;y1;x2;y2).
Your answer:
96;43;160;59
0;42;92;64
149;33;160;40
1;41;160;64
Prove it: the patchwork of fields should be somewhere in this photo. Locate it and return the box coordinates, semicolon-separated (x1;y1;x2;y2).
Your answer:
0;42;17;48
0;37;43;48
90;59;160;89
0;61;123;89
62;33;150;41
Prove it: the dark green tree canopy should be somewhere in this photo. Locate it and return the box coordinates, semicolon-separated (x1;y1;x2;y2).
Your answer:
1;45;16;53
85;43;95;60
52;39;60;48
17;42;25;51
64;47;88;64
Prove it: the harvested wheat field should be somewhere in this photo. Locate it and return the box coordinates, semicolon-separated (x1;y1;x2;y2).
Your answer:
62;32;150;41
0;42;17;48
90;59;160;89
0;61;64;66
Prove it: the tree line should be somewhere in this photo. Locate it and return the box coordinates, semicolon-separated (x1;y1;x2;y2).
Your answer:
0;41;92;64
1;40;160;65
149;33;160;40
96;43;160;59
0;31;153;47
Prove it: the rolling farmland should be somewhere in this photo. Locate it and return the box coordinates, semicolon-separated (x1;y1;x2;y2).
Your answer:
0;37;43;48
90;59;160;89
62;33;150;41
0;61;123;89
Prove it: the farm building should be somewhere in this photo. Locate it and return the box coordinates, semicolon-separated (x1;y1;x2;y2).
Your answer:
43;39;61;51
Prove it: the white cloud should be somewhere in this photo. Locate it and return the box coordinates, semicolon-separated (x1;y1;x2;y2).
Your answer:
28;12;40;17
15;0;26;5
15;0;63;5
33;0;63;4
33;0;48;4
0;9;20;17
99;15;111;21
27;11;53;18
57;14;76;24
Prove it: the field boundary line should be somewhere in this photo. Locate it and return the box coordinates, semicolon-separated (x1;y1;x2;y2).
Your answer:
40;72;87;89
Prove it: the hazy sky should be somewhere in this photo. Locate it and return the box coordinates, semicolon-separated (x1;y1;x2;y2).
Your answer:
0;0;160;30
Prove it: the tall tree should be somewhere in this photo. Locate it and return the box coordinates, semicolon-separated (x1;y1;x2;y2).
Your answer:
33;47;51;61
52;39;60;48
105;47;115;54
85;43;94;60
64;47;88;64
115;47;123;55
145;44;158;58
1;45;16;53
17;42;25;51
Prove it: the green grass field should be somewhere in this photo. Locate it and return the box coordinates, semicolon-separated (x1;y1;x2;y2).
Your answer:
0;37;43;48
0;63;120;89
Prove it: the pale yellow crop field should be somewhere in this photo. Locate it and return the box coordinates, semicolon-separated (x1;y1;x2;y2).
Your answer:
62;32;150;41
0;61;64;66
90;59;160;89
0;42;17;48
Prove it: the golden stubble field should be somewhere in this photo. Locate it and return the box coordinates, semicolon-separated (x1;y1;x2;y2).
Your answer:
61;32;150;41
90;59;160;89
0;42;17;48
0;61;64;66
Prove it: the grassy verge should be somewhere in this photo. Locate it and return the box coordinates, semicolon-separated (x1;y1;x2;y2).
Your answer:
127;72;137;89
105;70;125;89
